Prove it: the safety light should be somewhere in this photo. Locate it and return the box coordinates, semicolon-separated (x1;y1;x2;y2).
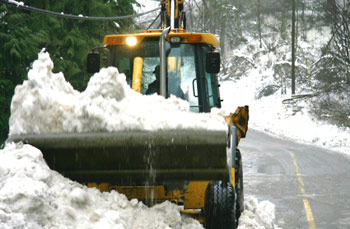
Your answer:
126;37;137;46
170;36;182;44
187;35;202;42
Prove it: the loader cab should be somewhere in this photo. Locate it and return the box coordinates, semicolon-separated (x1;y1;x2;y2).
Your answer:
98;31;222;113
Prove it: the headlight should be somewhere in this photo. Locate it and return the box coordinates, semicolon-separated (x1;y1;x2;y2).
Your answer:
126;37;137;46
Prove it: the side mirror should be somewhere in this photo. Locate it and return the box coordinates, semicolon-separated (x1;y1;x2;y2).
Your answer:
87;52;100;73
206;52;220;74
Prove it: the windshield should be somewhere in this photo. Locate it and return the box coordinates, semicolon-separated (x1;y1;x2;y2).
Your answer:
110;38;217;112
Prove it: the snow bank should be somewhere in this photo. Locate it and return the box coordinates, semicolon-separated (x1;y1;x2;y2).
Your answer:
238;197;281;229
9;51;226;136
0;142;203;229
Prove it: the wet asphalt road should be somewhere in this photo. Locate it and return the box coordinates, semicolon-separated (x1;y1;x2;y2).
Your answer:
239;129;350;229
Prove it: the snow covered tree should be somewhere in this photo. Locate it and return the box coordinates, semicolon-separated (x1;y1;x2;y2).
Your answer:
311;0;350;127
330;1;350;83
314;1;350;91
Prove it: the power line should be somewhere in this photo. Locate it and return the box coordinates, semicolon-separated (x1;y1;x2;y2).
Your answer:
0;0;160;21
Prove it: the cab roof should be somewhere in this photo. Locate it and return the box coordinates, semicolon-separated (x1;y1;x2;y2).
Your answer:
103;29;219;48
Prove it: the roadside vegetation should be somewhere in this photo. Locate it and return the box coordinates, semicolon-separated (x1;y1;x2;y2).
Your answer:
185;0;349;129
0;0;137;144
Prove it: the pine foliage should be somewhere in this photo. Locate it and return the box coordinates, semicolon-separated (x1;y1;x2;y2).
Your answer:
0;0;137;144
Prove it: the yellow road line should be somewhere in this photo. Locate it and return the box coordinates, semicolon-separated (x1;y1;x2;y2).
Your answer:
288;151;316;229
303;199;316;229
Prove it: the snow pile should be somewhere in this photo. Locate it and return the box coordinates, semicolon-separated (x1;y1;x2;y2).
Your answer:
9;51;226;136
0;142;280;229
238;197;281;229
0;142;203;229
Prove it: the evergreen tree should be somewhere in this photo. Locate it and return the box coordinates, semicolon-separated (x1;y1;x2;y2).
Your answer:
0;0;137;145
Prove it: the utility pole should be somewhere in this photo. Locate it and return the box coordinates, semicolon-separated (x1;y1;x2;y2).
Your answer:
291;0;296;95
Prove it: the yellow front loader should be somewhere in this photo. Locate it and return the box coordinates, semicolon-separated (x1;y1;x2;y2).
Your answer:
8;1;249;228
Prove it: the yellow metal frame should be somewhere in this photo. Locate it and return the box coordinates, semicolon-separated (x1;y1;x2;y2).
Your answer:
88;181;210;209
224;106;249;146
88;0;249;225
103;31;219;48
88;176;237;211
161;0;184;19
86;108;248;214
86;107;248;220
131;57;143;92
97;23;247;222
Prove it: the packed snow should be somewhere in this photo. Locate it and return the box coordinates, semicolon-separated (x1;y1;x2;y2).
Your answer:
237;197;281;229
0;142;278;229
8;0;24;7
9;51;226;136
2;51;279;228
0;142;203;229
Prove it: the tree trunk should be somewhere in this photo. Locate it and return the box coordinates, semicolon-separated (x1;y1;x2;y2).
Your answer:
220;17;227;58
202;0;207;32
301;0;306;40
291;0;296;95
257;0;262;48
187;0;194;30
280;1;288;40
327;0;338;24
235;0;243;38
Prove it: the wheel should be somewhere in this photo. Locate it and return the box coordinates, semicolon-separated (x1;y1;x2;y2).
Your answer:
235;149;244;221
204;181;236;229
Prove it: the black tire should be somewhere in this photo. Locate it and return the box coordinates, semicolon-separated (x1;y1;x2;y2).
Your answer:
235;149;244;221
204;181;236;229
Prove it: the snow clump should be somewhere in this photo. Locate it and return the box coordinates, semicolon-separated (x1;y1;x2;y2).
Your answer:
0;142;203;229
238;197;282;229
9;51;226;136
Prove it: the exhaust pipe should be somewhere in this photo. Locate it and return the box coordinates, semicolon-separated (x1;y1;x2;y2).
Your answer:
170;0;175;29
159;27;170;97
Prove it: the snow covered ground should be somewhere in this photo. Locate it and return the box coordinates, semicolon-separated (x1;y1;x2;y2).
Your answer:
220;75;350;157
220;26;350;158
1;52;279;228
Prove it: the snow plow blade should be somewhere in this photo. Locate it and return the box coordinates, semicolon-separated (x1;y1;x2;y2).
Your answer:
8;130;229;185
